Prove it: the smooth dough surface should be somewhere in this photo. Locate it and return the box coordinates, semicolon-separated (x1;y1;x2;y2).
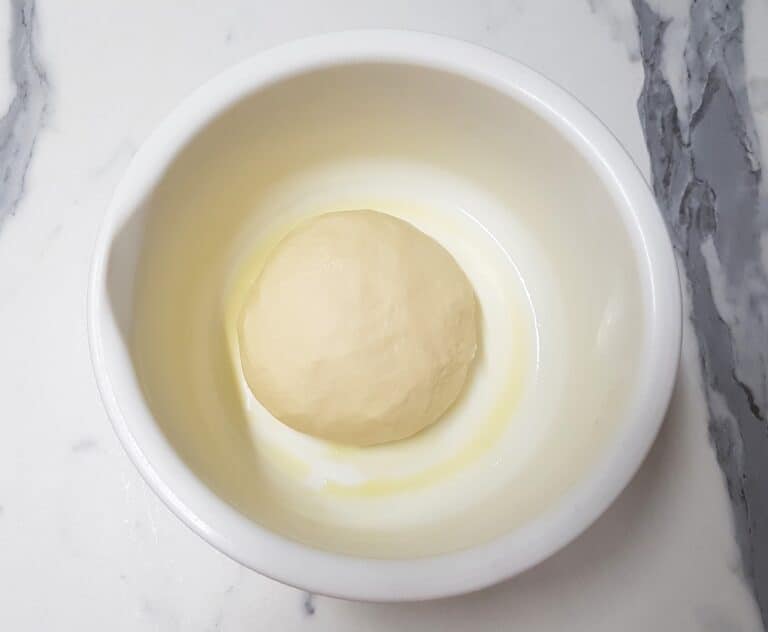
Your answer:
238;210;477;446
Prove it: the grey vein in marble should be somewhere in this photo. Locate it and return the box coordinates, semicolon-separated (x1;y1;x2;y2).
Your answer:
634;0;768;625
303;591;316;616
586;0;641;61
71;438;98;453
0;0;47;228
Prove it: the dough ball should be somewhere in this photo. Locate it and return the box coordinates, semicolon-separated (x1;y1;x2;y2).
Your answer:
238;210;477;446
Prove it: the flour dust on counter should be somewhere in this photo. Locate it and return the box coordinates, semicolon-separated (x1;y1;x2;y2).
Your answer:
634;0;768;626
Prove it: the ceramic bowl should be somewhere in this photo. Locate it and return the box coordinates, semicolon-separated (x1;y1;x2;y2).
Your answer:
88;30;680;601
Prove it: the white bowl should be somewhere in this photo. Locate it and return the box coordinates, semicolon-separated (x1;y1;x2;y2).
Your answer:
88;31;680;601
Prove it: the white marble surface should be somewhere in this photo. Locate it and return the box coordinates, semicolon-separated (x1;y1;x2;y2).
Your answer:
0;1;765;630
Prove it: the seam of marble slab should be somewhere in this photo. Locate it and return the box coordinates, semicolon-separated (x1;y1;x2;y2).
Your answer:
633;0;768;627
0;0;47;229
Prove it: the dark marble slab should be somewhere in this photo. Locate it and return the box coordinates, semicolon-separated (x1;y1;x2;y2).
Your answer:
634;0;768;626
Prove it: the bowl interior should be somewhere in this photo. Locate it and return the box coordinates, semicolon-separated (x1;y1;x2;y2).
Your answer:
105;61;646;559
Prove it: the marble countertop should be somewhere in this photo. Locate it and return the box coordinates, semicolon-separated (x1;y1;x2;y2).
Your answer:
1;1;767;630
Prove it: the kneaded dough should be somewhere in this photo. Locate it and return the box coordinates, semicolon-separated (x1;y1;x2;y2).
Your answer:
238;210;477;446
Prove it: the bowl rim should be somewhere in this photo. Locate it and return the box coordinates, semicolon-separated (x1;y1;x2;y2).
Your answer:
87;29;681;602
